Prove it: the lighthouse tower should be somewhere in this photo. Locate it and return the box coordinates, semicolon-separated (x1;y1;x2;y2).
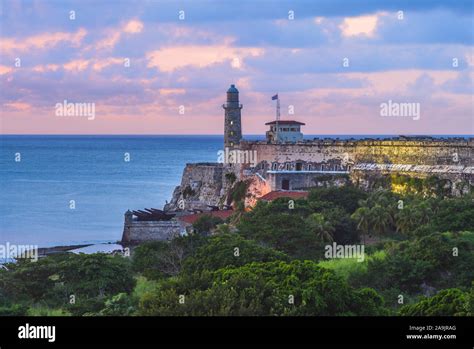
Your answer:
223;84;242;149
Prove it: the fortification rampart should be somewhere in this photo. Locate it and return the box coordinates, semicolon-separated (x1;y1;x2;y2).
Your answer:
240;138;474;167
122;220;183;244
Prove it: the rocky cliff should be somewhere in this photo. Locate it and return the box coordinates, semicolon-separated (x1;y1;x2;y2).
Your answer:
164;162;237;212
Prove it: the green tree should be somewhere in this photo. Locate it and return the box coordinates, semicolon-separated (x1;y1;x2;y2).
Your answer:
430;197;474;232
237;202;322;259
0;253;136;315
369;204;394;235
305;213;335;243
358;233;474;297
56;254;135;299
99;293;137;316
321;207;358;244
139;260;388;316
351;206;371;243
400;289;469;316
132;235;207;279
192;215;224;235
183;233;288;274
395;200;434;236
308;186;367;213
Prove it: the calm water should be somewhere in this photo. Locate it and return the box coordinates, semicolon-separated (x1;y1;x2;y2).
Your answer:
0;135;224;247
0;134;470;247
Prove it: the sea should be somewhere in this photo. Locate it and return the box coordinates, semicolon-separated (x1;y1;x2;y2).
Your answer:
0;134;471;249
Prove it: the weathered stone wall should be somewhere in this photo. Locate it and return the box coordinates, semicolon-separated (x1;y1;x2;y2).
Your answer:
238;138;474;196
164;162;236;211
240;138;474;168
351;165;473;195
121;220;184;244
267;172;350;191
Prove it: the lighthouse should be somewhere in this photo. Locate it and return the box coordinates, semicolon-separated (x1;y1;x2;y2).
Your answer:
223;84;242;149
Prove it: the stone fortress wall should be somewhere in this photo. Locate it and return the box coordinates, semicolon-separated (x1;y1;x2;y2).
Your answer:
239;137;474;197
240;138;474;168
121;210;184;244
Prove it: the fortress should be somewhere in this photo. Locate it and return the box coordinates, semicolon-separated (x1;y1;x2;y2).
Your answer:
122;85;474;244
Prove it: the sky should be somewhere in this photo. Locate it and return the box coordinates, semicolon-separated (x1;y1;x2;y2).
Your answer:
0;0;473;135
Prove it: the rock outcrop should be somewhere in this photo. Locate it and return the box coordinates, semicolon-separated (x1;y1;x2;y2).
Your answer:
164;162;237;212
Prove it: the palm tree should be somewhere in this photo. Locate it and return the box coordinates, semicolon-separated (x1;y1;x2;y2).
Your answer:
351;206;371;243
395;200;434;236
395;208;416;235
415;201;434;225
230;201;246;225
369;204;394;235
306;213;335;243
215;223;231;235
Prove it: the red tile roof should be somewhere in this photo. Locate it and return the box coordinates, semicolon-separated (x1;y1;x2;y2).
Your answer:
259;191;309;201
265;120;305;125
177;210;234;225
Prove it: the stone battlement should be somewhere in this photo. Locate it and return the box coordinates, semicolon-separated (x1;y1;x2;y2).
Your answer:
241;136;473;147
239;137;474;168
121;219;183;244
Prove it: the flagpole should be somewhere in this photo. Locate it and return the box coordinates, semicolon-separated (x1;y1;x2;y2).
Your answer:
276;94;280;143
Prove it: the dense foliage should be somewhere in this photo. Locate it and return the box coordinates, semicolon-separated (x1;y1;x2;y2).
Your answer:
0;254;135;315
138;260;388;316
1;183;473;316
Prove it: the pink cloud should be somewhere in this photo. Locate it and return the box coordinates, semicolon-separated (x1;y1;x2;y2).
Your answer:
123;19;144;34
94;32;121;51
32;64;60;73
92;58;125;71
63;59;90;72
93;19;144;50
340;13;385;38
3;102;32;111
0;28;87;54
159;88;186;95
146;44;263;72
0;65;13;75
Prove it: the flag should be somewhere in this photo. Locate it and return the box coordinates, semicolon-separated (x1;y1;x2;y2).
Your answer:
271;94;278;100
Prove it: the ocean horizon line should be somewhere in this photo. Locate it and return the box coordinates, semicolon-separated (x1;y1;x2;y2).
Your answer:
1;134;473;137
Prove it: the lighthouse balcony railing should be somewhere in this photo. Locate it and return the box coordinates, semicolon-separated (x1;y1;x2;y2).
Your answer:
222;103;243;108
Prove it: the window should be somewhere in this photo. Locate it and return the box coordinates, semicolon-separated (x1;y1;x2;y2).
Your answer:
282;179;290;190
285;163;291;170
296;163;302;171
272;163;278;170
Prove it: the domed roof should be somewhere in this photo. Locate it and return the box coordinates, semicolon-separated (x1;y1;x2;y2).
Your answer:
227;84;239;93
